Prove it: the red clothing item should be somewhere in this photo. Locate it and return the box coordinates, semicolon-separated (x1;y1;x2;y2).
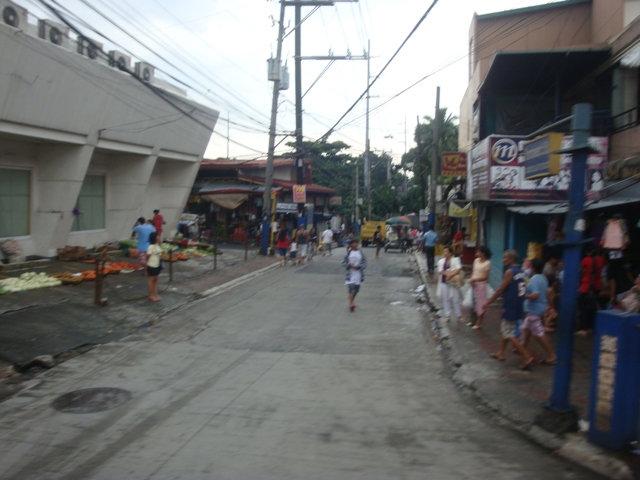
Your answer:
275;235;290;250
153;213;164;232
579;255;605;294
453;231;463;242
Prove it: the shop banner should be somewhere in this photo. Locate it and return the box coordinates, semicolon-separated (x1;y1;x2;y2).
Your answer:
448;202;473;218
469;134;607;203
523;132;564;180
276;202;298;213
329;196;342;206
293;184;306;203
441;152;467;177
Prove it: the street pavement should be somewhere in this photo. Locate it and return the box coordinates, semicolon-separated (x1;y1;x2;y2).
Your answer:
0;248;600;479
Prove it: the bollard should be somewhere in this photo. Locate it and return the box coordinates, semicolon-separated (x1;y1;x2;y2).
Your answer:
244;229;249;262
168;248;173;283
94;249;107;306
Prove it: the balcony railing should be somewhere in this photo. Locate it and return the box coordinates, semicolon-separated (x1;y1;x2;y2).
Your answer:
612;106;640;133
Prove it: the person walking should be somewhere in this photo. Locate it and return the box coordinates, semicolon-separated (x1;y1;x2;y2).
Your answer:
132;217;156;269
275;227;290;267
296;227;308;265
469;246;491;329
437;246;463;322
343;238;367;312
422;226;438;275
321;225;333;256
146;231;162;302
152;209;165;241
373;225;383;259
521;258;557;364
576;246;605;335
483;250;535;370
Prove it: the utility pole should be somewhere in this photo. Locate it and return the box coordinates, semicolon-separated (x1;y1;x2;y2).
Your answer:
545;103;593;424
354;158;360;223
428;86;440;227
364;39;371;220
261;0;286;256
294;3;305;224
226;112;230;159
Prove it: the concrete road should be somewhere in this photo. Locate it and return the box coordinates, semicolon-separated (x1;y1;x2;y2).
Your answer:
0;249;599;479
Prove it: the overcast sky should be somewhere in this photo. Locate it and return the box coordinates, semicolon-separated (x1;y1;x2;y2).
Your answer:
20;0;564;161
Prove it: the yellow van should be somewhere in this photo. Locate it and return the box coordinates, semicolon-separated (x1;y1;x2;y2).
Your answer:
360;221;386;247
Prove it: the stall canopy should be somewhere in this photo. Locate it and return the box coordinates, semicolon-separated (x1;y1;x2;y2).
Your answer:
508;180;640;214
198;182;274;210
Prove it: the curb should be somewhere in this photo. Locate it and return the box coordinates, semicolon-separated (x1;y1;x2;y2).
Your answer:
199;261;281;298
411;252;633;480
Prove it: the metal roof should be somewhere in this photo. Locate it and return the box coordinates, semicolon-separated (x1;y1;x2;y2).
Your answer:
477;0;590;21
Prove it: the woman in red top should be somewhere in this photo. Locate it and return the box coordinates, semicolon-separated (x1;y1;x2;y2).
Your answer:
577;247;605;335
275;227;290;267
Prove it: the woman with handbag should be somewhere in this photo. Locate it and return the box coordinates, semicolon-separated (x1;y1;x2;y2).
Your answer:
437;245;463;322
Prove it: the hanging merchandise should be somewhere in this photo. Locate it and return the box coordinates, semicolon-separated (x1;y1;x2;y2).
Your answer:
602;215;629;252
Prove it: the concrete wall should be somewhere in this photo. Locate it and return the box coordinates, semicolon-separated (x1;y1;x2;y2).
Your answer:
611;125;640;160
592;0;625;44
0;23;218;258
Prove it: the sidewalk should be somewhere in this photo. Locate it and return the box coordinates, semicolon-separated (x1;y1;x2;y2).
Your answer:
0;247;278;399
413;252;634;480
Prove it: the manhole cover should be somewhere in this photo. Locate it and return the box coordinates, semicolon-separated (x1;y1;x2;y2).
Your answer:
52;387;132;413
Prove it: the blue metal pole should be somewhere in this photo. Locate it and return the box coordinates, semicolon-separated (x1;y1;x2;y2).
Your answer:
260;217;271;256
548;103;592;412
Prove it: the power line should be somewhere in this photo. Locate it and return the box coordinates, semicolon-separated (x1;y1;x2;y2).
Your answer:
318;0;440;141
36;0;268;157
80;0;273;130
283;5;319;40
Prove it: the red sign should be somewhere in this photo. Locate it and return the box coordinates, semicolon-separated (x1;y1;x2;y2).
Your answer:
441;152;467;177
292;184;306;203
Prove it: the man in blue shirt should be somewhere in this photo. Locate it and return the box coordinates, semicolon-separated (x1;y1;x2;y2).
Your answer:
132;217;156;267
422;226;438;274
522;258;557;365
483;249;535;369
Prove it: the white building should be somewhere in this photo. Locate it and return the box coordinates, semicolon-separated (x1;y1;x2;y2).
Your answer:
0;5;218;259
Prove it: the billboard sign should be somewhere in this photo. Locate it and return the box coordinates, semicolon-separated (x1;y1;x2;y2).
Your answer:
441;152;468;177
469;134;608;202
523;132;564;180
292;184;306;204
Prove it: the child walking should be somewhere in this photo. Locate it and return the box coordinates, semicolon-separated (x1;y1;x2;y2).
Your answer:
522;258;557;365
343;239;367;312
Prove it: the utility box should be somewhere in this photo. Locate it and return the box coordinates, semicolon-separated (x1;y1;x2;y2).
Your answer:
267;57;280;81
588;310;640;450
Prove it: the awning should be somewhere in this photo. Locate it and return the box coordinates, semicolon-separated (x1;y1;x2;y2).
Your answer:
202;193;248;210
480;49;611;94
621;42;640;68
508;180;640;214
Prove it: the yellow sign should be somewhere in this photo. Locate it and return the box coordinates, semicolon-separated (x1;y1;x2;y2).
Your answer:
292;184;306;203
523;132;564;180
448;202;473;218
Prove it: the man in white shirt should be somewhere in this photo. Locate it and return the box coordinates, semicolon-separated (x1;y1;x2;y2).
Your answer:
321;227;334;256
343;239;367;312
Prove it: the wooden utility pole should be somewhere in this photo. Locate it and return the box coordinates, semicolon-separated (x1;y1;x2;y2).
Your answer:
260;0;286;255
364;39;371;220
428;86;440;224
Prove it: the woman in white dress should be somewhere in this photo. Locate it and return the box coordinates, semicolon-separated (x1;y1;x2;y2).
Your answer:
437;245;463;322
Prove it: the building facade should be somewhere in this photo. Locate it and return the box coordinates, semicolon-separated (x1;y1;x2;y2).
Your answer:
0;7;218;259
459;0;640;284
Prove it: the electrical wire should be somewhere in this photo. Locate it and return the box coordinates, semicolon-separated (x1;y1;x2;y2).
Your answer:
302;60;335;99
317;0;440;141
78;0;273;130
37;0;268;156
282;5;319;40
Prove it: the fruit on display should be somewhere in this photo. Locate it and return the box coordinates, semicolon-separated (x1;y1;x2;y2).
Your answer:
53;273;83;285
0;272;62;293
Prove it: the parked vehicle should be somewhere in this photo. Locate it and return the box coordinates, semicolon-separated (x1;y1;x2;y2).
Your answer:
360;221;386;247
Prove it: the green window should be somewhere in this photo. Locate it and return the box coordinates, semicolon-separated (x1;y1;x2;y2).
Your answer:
0;168;30;237
72;175;105;231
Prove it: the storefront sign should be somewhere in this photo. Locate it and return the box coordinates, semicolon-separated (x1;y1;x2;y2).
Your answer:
441;152;467;177
276;202;298;213
469;134;608;202
292;184;306;203
448;202;473;218
329;196;342;206
523;132;564;180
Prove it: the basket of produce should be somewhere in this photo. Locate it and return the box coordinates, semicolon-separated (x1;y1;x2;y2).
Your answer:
57;246;89;262
0;272;62;293
81;270;97;281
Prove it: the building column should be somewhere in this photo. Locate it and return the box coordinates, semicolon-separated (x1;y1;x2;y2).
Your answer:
106;150;158;240
32;137;96;256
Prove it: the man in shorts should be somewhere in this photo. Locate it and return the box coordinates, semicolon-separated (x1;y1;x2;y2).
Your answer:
343;239;367;312
321;226;333;256
522;258;557;364
483;249;534;369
